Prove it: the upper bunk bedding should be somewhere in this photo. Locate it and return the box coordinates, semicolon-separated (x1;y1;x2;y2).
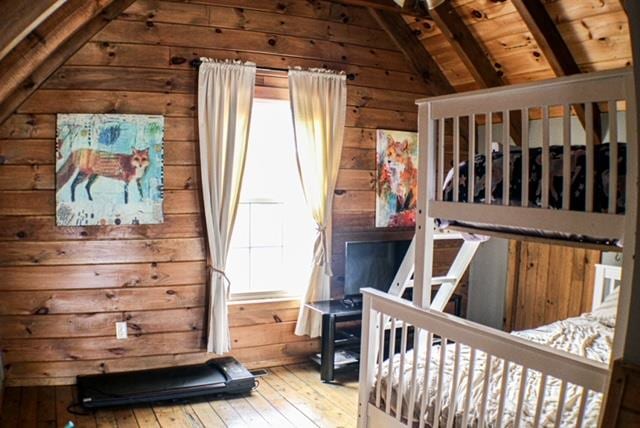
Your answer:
373;291;618;427
438;143;626;246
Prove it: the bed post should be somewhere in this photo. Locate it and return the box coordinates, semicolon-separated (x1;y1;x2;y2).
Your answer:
414;102;436;309
615;0;640;367
601;3;640;424
357;291;378;428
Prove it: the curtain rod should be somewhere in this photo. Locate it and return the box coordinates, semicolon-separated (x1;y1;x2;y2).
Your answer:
190;59;287;74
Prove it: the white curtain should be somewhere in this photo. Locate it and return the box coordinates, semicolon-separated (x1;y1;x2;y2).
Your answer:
289;68;347;337
198;58;256;353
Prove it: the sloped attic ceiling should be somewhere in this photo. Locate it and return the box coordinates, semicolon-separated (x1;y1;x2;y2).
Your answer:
405;0;631;92
0;0;633;128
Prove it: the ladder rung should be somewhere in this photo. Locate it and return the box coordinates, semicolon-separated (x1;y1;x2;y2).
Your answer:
403;276;457;288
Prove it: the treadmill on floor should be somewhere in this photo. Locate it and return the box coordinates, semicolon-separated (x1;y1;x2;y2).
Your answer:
77;357;257;409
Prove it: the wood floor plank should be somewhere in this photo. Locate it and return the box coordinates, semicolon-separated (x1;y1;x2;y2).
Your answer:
225;396;269;426
255;381;317;428
263;367;354;428
54;386;75;428
243;390;293;428
36;386;57;428
132;406;160;428
18;387;38;427
284;364;358;415
0;387;21;428
180;404;205;428
188;402;225;428
94;409;118;427
207;399;248;428
152;404;202;428
113;409;139;428
70;387;97;428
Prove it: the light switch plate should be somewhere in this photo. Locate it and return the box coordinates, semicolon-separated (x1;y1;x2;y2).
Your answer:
116;321;128;339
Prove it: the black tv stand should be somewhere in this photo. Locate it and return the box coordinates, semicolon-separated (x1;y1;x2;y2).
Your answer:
305;299;362;382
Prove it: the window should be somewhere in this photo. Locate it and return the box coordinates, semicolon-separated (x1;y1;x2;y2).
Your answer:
226;98;316;299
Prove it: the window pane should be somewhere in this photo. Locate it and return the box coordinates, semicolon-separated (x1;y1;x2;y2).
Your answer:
230;203;250;248
251;203;283;247
230;98;316;297
250;247;283;292
227;248;250;294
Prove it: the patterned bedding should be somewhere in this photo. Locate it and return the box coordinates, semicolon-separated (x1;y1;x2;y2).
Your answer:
442;143;626;213
373;303;616;427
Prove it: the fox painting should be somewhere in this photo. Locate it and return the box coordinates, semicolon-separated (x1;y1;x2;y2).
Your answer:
57;148;151;204
376;130;418;228
55;114;164;226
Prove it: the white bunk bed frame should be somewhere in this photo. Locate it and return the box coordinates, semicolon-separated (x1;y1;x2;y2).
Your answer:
357;68;639;428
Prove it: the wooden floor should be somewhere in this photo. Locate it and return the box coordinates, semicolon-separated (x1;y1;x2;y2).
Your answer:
0;363;359;428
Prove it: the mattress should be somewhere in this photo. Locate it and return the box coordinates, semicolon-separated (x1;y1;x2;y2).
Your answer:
372;303;616;427
438;143;626;246
443;143;626;212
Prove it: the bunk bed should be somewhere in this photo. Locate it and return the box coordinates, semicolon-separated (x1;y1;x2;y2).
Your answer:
357;69;638;428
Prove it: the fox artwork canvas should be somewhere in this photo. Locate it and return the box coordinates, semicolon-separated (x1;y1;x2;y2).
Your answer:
56;114;165;226
376;129;418;228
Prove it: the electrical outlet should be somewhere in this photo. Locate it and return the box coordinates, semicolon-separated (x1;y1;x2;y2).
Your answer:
116;321;128;339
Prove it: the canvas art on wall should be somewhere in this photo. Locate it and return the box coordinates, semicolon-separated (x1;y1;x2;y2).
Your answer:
56;114;165;226
376;129;418;228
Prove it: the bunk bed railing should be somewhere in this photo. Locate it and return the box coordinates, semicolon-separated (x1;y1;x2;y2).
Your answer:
358;288;610;428
416;68;634;243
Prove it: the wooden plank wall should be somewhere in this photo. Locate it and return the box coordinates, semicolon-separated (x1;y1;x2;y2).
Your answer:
0;0;453;386
504;241;601;332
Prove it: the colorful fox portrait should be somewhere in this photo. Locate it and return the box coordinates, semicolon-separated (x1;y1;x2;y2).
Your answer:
57;148;151;204
55;114;164;226
376;130;418;228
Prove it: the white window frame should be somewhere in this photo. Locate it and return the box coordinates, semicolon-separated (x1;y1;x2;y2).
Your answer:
228;84;309;302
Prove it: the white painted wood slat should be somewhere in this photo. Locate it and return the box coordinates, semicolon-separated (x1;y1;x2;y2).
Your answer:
453;116;460;202
585;103;594;212
469;114;476;203
502;110;510;206
542;105;550;209
609;100;618;214
437;118;445;201
521;108;529;207
485;113;492;205
418;332;433;428
460;347;476;427
385;317;397;415
562;105;571;210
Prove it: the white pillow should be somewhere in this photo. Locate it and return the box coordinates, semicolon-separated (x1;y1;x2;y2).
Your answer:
589;288;619;327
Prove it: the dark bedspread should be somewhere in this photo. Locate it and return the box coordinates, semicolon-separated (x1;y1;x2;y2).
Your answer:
443;143;626;213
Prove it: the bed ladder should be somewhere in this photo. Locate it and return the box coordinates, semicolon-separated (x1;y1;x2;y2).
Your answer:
387;231;481;311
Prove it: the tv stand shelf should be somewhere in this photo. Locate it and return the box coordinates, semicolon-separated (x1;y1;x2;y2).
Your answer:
305;299;362;382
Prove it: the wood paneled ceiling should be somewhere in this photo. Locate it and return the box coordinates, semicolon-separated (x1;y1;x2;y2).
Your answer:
405;0;632;92
0;0;633;125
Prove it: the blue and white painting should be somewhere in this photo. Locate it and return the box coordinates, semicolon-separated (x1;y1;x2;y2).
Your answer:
56;114;165;226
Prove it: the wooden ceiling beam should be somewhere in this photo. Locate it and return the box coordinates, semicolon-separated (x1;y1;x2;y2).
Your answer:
369;7;472;147
0;0;136;126
430;0;523;145
0;0;114;112
328;0;430;18
512;0;603;143
0;0;68;62
368;7;452;96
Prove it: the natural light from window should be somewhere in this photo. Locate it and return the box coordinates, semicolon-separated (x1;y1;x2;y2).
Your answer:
227;98;316;298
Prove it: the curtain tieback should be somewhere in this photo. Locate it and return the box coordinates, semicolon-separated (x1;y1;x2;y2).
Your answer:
208;265;231;299
314;224;332;276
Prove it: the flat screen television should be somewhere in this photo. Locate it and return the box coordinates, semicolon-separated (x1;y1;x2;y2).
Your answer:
344;239;411;298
